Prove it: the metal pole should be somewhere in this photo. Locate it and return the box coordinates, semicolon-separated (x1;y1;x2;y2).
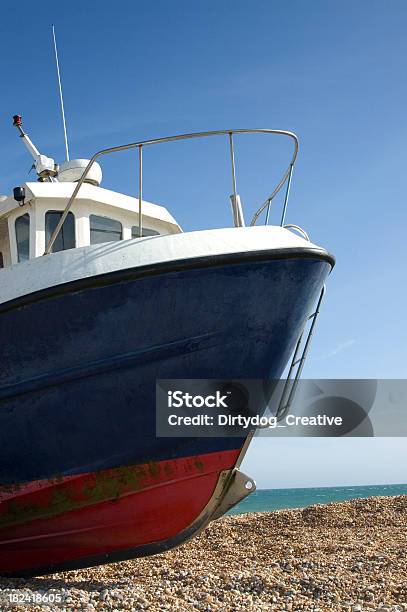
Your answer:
279;164;294;226
264;199;271;225
138;145;143;237
228;133;238;198
229;133;238;226
52;25;70;161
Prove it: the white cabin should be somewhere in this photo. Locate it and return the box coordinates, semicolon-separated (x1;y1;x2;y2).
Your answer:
0;182;181;268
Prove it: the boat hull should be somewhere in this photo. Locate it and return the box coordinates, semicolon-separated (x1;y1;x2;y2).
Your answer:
0;247;332;575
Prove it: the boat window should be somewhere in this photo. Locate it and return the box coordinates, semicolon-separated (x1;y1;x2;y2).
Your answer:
90;215;122;244
45;211;75;253
15;213;30;262
132;226;160;238
0;252;3;268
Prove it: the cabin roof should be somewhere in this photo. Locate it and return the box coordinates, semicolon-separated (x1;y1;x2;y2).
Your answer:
0;182;181;230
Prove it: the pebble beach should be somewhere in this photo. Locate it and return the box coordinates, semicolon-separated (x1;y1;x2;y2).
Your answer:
0;495;406;612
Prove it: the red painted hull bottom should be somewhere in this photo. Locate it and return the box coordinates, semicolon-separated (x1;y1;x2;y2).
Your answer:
0;449;240;576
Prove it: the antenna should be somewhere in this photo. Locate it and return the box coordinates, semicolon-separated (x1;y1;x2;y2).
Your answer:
52;25;70;161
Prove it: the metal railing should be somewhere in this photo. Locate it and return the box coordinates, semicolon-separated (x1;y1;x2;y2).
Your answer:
283;224;310;242
44;128;299;255
275;285;326;421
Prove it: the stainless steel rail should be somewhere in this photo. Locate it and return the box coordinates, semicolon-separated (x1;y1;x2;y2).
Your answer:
275;285;326;421
44;128;299;255
283;224;310;242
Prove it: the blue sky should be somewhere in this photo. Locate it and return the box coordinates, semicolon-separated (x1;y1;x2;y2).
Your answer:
1;0;406;486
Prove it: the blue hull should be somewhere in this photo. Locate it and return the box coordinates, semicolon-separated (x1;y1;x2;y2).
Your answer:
0;252;331;485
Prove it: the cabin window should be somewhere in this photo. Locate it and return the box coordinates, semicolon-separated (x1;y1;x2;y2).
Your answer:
90;215;122;244
131;226;160;238
0;252;3;268
15;214;30;262
45;211;75;253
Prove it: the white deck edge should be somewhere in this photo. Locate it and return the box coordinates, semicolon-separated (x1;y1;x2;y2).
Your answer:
0;226;330;305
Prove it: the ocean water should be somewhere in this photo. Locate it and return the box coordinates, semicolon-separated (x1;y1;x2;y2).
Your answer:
228;483;407;515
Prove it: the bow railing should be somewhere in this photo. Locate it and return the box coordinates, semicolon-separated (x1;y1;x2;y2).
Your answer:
44;128;299;255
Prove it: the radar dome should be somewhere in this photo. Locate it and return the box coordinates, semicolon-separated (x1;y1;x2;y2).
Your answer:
58;159;102;186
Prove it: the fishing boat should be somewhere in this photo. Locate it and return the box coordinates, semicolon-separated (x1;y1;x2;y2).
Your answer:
0;117;334;576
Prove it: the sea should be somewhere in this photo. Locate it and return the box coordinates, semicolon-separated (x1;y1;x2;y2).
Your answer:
228;483;407;515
